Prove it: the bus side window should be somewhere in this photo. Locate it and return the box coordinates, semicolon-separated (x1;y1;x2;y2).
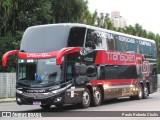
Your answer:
66;62;75;82
116;36;129;52
85;29;103;50
107;39;115;50
68;27;86;47
106;33;115;50
99;32;107;50
115;35;137;52
139;40;152;55
151;43;157;58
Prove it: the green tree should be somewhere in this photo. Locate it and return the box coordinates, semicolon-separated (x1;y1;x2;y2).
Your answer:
147;31;155;40
0;0;18;36
141;29;147;38
124;25;135;35
51;0;88;23
16;0;52;31
134;23;142;36
0;33;19;72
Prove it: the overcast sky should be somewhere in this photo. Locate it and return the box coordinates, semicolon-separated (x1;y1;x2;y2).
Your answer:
88;0;160;34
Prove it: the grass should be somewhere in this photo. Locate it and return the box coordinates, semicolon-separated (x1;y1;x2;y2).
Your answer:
0;96;15;99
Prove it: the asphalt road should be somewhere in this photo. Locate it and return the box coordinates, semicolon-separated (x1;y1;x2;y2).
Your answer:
0;90;160;120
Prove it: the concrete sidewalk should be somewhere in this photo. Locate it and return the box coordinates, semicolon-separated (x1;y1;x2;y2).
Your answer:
0;98;16;103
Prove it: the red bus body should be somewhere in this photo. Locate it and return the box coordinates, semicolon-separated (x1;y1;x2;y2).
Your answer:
2;23;158;108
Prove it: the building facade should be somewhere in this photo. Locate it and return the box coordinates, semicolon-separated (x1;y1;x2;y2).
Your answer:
111;11;127;28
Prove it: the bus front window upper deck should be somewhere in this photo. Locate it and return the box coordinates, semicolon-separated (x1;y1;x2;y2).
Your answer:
18;58;64;86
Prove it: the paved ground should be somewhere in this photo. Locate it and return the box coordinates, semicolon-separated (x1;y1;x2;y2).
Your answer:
1;92;160;120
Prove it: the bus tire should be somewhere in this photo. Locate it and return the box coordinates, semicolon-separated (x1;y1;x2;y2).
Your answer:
136;84;143;99
143;86;149;99
130;84;143;100
40;105;51;110
92;87;102;106
55;104;63;107
81;88;91;108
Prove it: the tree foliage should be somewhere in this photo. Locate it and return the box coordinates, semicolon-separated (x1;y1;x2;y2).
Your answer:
0;33;19;72
52;0;88;23
0;0;160;72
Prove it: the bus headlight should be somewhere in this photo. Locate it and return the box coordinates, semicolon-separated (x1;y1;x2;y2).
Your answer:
54;97;62;102
16;89;23;94
17;97;22;102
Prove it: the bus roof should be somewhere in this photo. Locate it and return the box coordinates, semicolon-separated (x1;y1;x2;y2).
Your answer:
29;23;155;44
22;23;156;53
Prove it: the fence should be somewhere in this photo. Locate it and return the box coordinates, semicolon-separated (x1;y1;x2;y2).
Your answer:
0;73;16;98
0;73;160;98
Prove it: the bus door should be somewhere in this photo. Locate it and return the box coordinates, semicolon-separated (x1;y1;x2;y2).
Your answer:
64;27;86;104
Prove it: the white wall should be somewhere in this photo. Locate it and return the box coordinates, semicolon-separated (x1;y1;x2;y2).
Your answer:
0;73;16;98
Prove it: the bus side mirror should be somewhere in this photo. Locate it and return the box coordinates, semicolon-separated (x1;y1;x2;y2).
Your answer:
2;50;19;67
56;47;81;65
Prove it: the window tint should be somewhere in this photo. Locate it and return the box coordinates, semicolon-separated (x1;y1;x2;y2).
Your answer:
118;65;137;79
68;27;86;47
21;25;69;52
139;41;157;58
105;32;115;50
151;43;157;58
104;65;118;79
85;29;103;49
115;35;137;53
100;32;108;49
99;65;137;80
139;40;152;55
66;62;75;81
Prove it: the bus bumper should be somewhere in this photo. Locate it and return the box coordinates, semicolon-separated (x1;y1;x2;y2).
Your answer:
16;93;65;106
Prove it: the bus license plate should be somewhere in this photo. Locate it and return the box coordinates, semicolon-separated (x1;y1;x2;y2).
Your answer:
33;101;41;105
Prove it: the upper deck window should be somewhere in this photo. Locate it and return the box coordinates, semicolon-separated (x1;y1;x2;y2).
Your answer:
20;25;70;52
85;29;105;50
105;32;115;50
68;27;86;47
115;35;137;53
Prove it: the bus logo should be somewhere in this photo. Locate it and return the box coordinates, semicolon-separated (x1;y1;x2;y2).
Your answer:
142;61;150;79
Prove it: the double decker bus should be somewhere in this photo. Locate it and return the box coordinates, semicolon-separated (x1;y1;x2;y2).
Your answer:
2;23;158;109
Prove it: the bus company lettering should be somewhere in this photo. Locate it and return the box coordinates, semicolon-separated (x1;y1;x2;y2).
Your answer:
139;40;151;46
118;36;135;43
106;51;135;63
104;32;113;39
27;53;51;58
142;61;150;79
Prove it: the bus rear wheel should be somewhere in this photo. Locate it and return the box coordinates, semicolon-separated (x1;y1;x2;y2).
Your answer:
40;105;51;110
130;84;143;100
92;87;102;106
81;88;91;108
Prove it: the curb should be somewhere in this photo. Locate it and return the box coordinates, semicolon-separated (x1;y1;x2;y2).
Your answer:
0;98;16;103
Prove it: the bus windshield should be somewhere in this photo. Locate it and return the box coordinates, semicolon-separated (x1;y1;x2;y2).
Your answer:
17;58;64;86
20;25;70;52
